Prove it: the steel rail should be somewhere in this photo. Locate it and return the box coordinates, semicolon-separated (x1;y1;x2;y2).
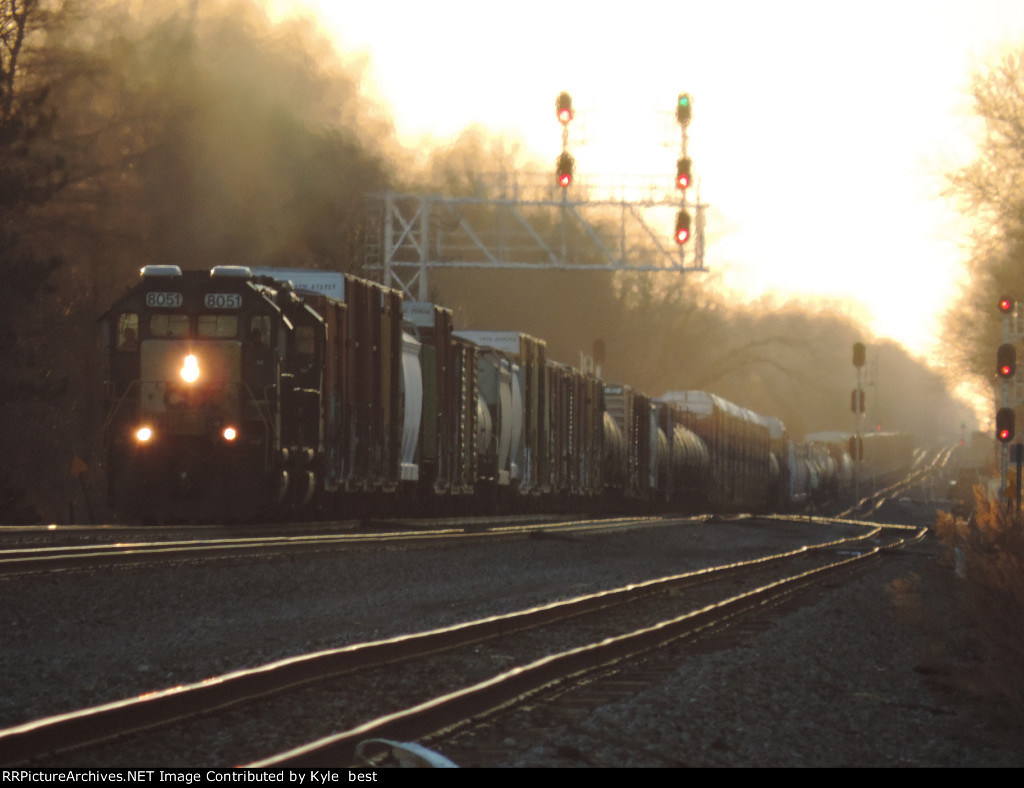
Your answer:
0;518;884;765
251;526;929;767
0;516;677;576
839;446;953;519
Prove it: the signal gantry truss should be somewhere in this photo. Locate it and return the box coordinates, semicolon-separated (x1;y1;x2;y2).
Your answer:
363;175;708;300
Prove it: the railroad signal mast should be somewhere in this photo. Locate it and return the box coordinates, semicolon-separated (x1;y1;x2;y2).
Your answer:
555;91;575;190
667;92;708;267
674;94;694;259
852;342;866;500
997;295;1022;504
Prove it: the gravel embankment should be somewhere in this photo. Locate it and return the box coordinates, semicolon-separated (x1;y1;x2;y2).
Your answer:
0;518;851;729
438;521;1024;767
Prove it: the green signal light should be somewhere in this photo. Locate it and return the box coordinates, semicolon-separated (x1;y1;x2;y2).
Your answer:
676;93;693;124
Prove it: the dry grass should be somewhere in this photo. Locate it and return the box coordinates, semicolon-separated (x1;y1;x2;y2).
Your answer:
933;486;1024;702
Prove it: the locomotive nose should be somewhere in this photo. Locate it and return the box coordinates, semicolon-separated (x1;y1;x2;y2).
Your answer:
176;469;196;495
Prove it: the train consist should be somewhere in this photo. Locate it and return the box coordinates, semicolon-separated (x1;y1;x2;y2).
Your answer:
101;266;914;521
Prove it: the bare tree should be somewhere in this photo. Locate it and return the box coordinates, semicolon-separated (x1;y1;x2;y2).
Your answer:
945;50;1024;382
0;0;64;378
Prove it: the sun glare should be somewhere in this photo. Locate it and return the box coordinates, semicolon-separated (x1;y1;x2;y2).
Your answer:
265;0;1024;384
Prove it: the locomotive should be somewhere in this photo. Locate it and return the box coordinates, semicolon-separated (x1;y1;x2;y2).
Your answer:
101;265;911;522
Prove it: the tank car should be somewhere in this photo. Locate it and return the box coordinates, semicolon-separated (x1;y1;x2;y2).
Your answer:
403;303;480;507
655;399;712;507
454;329;605;509
807;430;914;497
657;391;773;511
601;385;709;509
762;416;811;511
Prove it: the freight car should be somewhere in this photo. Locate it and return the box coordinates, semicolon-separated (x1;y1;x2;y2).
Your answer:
657;391;773;511
100;265;905;522
806;430;914;496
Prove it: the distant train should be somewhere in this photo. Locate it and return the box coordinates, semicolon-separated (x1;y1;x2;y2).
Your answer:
100;266;913;522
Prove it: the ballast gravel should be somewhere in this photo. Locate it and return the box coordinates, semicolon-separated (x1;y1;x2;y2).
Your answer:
1;508;1022;768
439;534;1024;767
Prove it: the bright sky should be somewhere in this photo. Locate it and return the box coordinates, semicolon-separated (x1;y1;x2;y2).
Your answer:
268;0;1024;365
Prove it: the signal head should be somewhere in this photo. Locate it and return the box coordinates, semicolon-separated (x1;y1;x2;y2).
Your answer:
852;342;866;368
997;406;1016;443
676;93;693;125
556;91;574;125
676;157;692;190
556;151;575;188
998;344;1017;379
674;209;692;245
999;296;1014;314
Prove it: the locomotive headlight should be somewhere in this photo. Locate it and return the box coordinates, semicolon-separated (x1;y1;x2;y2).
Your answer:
222;426;238;441
136;426;154;443
180;354;200;384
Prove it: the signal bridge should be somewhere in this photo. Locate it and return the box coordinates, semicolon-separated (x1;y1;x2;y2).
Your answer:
363;171;708;300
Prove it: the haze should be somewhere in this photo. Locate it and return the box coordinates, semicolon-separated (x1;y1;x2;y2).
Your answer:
268;0;1024;362
0;0;986;525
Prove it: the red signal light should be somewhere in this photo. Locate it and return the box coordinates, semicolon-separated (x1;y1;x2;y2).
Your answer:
674;210;691;244
997;407;1015;443
556;151;575;189
556;91;574;125
676;157;692;190
999;296;1014;313
998;344;1017;379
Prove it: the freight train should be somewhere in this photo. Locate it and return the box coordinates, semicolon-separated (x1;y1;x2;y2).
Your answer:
100;266;913;522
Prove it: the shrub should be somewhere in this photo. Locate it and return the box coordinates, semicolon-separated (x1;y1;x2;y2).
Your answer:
935;486;1024;700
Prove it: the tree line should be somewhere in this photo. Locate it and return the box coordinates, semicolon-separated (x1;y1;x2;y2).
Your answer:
0;0;975;522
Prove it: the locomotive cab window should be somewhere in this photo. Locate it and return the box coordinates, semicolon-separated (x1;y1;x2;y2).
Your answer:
247;316;272;349
295;325;316;356
198;314;239;338
116;313;139;351
150;313;190;338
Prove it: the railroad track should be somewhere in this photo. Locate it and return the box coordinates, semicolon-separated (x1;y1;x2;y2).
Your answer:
1;446;952;577
0;516;923;767
838;445;955;519
0;515;675;576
